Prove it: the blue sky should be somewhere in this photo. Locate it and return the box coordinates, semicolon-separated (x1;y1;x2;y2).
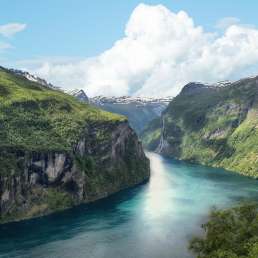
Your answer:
1;0;258;61
1;1;258;97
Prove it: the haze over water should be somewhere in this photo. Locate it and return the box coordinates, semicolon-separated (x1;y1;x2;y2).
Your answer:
1;152;258;258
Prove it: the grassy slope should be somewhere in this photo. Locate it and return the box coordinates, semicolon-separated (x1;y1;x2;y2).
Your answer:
0;67;125;153
143;78;258;177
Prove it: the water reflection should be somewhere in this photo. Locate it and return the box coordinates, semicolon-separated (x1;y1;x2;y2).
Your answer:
142;152;175;219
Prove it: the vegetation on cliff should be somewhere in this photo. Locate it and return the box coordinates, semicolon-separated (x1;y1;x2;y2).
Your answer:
190;203;258;258
0;67;125;153
0;67;150;223
142;77;258;178
140;118;162;150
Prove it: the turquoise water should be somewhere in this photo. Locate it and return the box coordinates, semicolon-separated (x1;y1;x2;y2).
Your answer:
1;152;258;258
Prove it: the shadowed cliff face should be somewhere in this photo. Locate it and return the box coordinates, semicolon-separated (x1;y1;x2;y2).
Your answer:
142;77;258;178
0;121;149;224
0;67;150;224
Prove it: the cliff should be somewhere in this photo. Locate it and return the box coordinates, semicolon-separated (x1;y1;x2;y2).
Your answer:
142;77;258;178
0;67;150;223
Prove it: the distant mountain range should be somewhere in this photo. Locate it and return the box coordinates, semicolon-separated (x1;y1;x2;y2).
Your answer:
67;89;173;134
68;89;89;102
88;95;172;133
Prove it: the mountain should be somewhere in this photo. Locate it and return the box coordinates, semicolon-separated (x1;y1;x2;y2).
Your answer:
0;67;150;223
142;77;258;178
89;95;172;133
8;68;59;90
69;89;89;103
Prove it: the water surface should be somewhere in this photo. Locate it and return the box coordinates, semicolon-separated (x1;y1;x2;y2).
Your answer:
1;152;258;258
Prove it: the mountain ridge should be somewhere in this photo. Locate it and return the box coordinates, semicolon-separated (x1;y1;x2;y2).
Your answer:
142;75;258;178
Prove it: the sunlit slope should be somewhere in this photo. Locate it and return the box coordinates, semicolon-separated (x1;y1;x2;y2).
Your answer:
0;67;125;152
143;78;258;177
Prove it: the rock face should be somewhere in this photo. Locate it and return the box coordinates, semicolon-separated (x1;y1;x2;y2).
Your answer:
0;67;150;223
0;121;149;224
142;76;258;178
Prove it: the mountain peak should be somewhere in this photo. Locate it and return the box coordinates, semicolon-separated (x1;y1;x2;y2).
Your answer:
69;89;89;103
180;82;214;95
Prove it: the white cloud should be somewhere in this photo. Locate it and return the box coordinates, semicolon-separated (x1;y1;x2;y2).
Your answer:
216;17;240;29
20;4;258;97
0;23;27;38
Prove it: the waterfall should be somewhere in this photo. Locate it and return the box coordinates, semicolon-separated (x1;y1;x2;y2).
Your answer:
156;116;166;153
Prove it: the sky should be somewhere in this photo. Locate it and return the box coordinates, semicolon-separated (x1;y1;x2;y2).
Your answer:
1;0;258;97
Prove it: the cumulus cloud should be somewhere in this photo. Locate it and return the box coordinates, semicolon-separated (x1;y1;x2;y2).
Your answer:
23;4;258;97
216;17;240;29
0;23;27;38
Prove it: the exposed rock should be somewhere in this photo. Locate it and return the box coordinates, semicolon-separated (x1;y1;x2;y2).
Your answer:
0;120;149;224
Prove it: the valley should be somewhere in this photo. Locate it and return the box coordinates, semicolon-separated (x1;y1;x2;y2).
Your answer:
1;152;258;258
1;67;258;258
2;2;258;257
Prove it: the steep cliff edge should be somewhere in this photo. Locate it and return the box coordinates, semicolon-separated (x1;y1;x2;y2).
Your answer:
0;67;150;223
142;78;258;178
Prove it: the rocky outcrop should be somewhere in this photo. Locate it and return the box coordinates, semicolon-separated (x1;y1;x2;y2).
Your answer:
0;120;150;223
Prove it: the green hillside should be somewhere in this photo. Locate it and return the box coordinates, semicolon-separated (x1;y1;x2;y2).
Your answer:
142;78;258;178
0;67;125;153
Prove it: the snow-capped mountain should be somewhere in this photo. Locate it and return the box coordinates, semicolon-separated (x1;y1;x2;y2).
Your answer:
214;80;232;87
90;95;173;133
8;68;60;90
91;95;172;115
69;89;172;133
91;95;172;106
69;89;89;103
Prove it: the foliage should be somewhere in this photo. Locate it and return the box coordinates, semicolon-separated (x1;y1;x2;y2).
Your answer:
190;203;258;258
141;117;162;150
74;155;96;175
0;150;20;176
46;188;74;211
